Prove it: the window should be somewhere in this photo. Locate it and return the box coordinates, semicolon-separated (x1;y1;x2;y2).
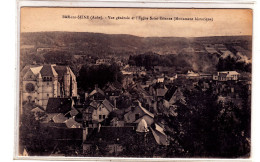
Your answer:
103;115;106;119
135;114;140;120
43;76;52;82
47;94;49;97
99;115;102;120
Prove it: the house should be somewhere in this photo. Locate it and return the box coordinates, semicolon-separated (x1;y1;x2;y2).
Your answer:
199;73;212;79
163;86;185;108
186;70;200;79
41;98;72;123
21;64;77;109
65;117;82;128
110;117;125;127
124;101;154;126
213;71;240;81
168;74;178;82
157;77;164;83
95;58;111;65
46;98;72;114
82;105;96;126
87;85;106;101
83;99;114;123
30;107;46;120
103;82;122;103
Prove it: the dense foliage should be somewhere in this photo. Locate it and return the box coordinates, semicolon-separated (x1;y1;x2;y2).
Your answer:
77;64;123;92
162;84;250;158
128;52;218;73
217;56;251;72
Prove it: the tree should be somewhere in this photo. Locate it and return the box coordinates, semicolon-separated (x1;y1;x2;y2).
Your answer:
77;64;123;92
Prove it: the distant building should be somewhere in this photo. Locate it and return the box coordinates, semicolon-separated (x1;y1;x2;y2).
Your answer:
157;77;165;83
186;70;200;79
168;74;178;82
213;71;240;81
21;64;77;109
95;59;111;65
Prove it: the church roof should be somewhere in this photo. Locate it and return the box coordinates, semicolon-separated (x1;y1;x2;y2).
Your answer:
53;65;68;76
30;66;43;76
40;64;58;77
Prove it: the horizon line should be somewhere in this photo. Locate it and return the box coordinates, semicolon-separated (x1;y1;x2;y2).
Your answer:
20;31;252;38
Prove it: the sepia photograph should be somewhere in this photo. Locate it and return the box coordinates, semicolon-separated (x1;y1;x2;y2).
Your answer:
18;7;252;159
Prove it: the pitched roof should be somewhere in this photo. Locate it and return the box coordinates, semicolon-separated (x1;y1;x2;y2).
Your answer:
31;107;44;113
46;98;72;114
136;118;149;133
89;88;105;96
102;99;114;112
21;65;41;78
20;65;31;78
151;127;168;146
40;64;58;77
219;71;240;76
134;115;154;125
164;86;178;101
104;83;117;91
53;65;68;76
156;88;168;97
65;117;82;128
30;66;43;76
89;100;101;108
137;101;154;118
52;113;68;123
69;108;79;116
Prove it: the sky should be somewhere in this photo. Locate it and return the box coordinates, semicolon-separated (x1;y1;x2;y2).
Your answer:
20;8;252;37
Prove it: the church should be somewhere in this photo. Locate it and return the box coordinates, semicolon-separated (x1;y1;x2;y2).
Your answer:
21;64;77;109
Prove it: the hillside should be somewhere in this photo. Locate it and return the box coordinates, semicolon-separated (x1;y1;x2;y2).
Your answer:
20;32;251;57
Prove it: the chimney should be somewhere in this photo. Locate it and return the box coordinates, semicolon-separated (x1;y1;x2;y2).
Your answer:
114;99;117;109
95;84;98;90
85;93;89;101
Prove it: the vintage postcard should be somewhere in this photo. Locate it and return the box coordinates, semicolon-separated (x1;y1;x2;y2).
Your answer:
17;7;252;160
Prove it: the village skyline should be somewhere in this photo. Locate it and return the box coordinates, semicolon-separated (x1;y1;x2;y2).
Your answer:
19;29;252;157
